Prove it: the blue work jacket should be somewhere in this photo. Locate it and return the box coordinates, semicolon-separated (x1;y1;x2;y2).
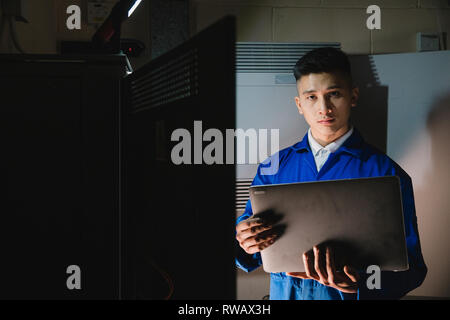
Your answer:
236;128;427;300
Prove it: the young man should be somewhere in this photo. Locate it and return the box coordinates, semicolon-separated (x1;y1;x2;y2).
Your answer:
235;47;427;300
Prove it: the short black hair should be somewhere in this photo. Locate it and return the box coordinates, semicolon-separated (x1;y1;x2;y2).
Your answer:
293;47;353;87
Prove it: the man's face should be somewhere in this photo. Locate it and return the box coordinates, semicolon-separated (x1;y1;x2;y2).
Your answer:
294;72;359;144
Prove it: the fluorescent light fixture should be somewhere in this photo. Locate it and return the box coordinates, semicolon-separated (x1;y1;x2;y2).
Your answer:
128;0;143;17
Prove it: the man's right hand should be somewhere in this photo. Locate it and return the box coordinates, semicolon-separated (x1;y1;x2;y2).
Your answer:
235;214;282;254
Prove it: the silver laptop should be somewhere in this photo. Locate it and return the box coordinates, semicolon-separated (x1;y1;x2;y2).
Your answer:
249;176;409;273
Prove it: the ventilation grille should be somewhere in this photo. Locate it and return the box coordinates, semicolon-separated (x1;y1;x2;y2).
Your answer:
236;42;341;73
130;48;199;111
236;178;253;215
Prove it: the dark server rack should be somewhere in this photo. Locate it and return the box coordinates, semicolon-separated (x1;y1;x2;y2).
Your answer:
0;16;236;300
0;54;126;299
122;16;236;300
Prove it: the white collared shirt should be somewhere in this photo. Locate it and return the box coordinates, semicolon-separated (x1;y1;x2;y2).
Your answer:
308;126;354;172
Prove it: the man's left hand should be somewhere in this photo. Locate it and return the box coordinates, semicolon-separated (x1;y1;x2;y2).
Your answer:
286;245;360;294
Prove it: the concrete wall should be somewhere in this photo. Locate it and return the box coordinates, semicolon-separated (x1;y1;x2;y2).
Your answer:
0;0;151;69
2;1;448;57
3;1;448;61
191;0;450;54
0;0;57;54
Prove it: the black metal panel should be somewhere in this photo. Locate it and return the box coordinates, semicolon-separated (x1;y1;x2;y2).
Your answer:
123;16;236;299
0;55;125;299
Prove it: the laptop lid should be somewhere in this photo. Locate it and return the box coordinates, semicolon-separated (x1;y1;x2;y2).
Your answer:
249;176;409;273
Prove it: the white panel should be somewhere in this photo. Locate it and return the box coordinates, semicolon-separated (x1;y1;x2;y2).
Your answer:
236;73;308;179
371;51;450;161
370;50;450;298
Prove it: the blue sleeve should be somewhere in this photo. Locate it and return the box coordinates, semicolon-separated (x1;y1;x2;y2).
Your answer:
357;165;427;299
235;160;275;273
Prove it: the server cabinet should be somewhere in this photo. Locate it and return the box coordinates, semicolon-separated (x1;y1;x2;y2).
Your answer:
0;16;236;300
0;55;126;299
123;17;236;299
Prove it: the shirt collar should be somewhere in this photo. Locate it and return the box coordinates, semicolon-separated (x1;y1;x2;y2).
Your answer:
291;126;364;158
308;126;354;156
